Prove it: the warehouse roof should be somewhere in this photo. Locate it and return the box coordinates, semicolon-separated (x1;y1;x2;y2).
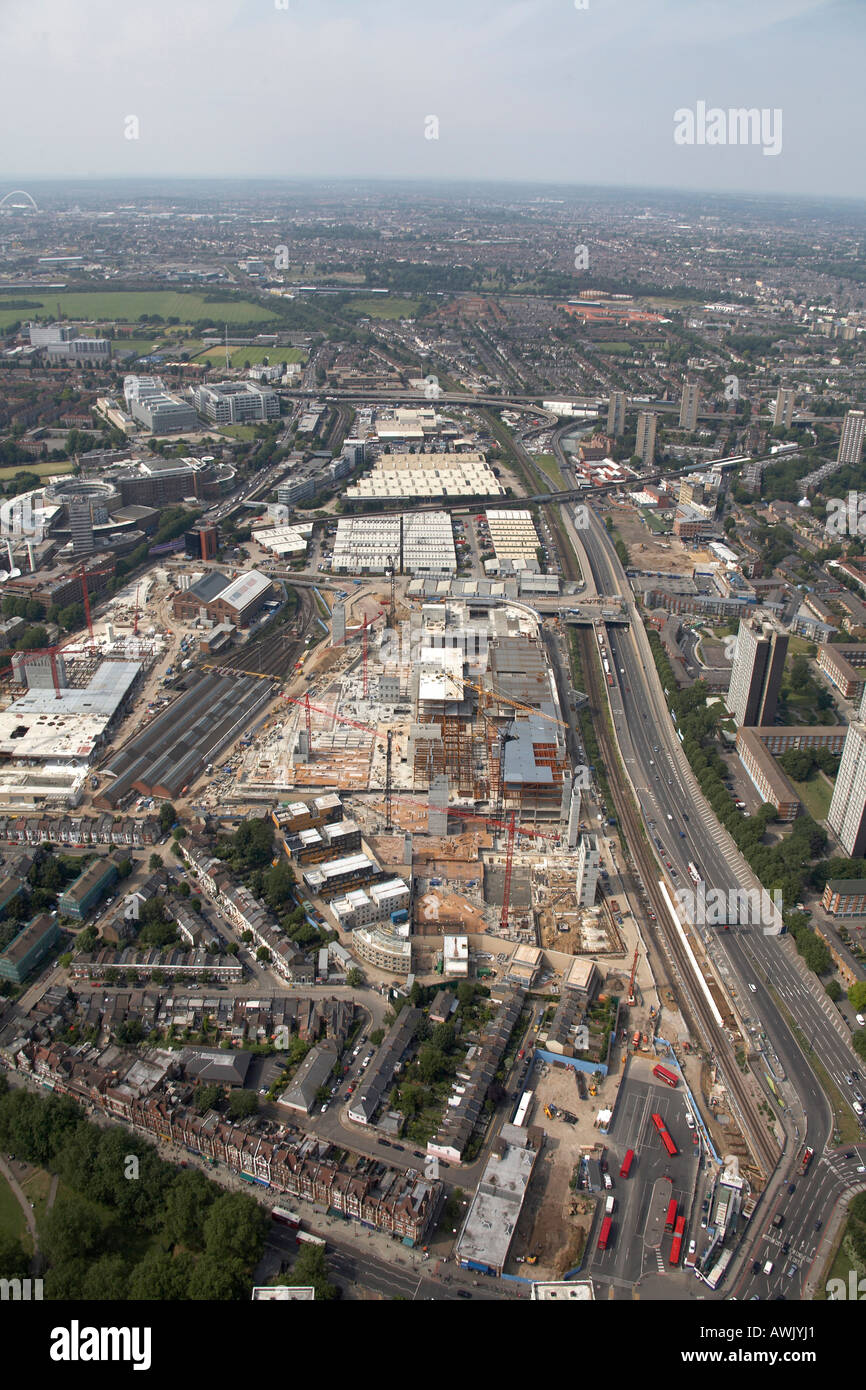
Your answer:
218;570;272;611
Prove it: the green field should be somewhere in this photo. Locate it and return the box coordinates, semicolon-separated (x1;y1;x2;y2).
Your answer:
533;453;566;490
791;774;834;821
596;341;632;354
112;338;169;355
0;290;278;329
193;345;307;368
345;296;419;319
640;506;672;534
0;460;73;482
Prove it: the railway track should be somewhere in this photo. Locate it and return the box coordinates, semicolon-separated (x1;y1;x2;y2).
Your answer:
575;623;779;1175
217;588;315;680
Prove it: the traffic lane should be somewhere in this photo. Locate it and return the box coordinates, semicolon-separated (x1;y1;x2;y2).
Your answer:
582;519;860;1131
726;933;834;1125
738;1166;835;1300
734;931;857;1106
736;1142;866;1298
608;605;857;1081
268;1225;522;1301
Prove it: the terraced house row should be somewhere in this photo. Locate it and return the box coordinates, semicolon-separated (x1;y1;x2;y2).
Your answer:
0;814;160;848
7;1038;441;1244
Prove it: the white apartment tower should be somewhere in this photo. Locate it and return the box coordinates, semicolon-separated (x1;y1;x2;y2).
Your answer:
726;619;788;729
837;410;866;467
679;381;700;432
828;721;866;858
607;391;626;438
635;411;657;466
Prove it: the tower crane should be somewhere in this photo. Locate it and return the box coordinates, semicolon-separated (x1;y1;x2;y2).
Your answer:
626;946;640;1008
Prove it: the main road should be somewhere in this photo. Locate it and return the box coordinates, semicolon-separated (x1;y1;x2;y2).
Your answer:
551;469;866;1297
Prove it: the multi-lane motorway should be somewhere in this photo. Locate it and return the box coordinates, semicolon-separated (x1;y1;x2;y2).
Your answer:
546;461;865;1297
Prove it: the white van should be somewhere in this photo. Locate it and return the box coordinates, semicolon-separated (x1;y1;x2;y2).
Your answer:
605;1194;615;1215
763;1260;774;1275
856;1014;866;1027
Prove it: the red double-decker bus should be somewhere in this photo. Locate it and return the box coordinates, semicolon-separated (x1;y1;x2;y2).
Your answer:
597;1215;613;1251
652;1063;679;1089
669;1215;686;1265
619;1148;635;1178
651;1112;678;1157
664;1197;679;1232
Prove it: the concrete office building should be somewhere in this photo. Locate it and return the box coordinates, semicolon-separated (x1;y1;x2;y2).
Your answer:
774;387;796;429
575;833;600;907
829;721;866;857
838;410;866;467
726;619;788;728
635;411;657;466
67;500;95;554
607;391;626;437
131;393;198;433
29;323;110;361
194;381;280;425
276;476;317;508
123;376;198;432
679;381;700;432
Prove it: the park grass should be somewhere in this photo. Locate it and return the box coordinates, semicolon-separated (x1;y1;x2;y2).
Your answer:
595;342;632;354
0;1170;28;1248
0;461;73;482
0;290;278;329
20;1168;53;1231
218;425;260;441
790;774;833;821
788;635;818;657
533;453;566;490
816;1218;860;1299
345;297;419;320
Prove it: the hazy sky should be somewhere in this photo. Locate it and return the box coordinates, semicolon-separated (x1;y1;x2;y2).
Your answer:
2;0;864;196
